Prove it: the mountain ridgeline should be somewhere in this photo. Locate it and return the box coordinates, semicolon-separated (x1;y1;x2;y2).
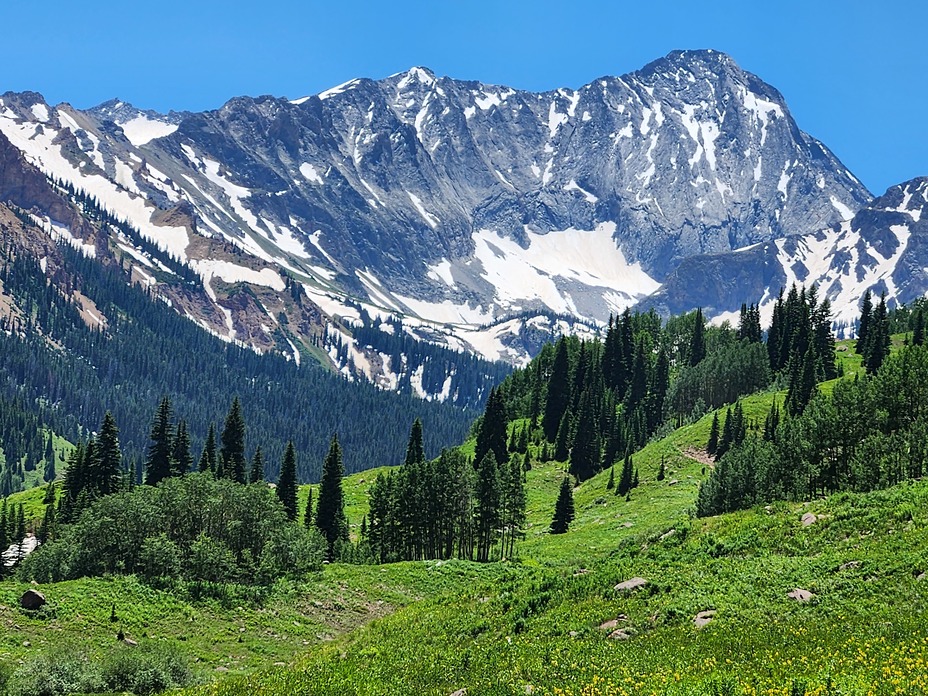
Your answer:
0;48;890;377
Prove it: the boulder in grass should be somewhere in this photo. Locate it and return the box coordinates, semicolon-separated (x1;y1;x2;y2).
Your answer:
20;589;46;610
694;610;716;628
801;513;817;526
787;588;814;602
614;577;648;593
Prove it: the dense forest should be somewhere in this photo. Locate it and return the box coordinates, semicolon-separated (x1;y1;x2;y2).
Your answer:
0;239;476;488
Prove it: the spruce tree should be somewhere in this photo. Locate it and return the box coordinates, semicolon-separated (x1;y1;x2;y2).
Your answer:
543;337;571;441
856;290;873;355
787;344;818;415
91;412;122;496
474;451;501;562
550;477;575;534
43;436;57;483
689;308;707;366
606;465;615;490
277;441;298;521
475;388;508;468
171;420;193;477
220;397;247;483
570;389;602;481
617;451;634;496
657;455;666;481
914;307;926;347
304;487;314;528
315;434;349;558
716;407;734;460
199;424;217;474
145;397;174;486
250;446;265;483
404;418;425;466
707;412;720;455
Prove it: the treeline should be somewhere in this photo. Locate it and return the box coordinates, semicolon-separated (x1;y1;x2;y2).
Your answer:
365;417;526;563
698;331;928;517
0;239;474;485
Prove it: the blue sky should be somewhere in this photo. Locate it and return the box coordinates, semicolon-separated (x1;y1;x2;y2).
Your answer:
3;0;924;194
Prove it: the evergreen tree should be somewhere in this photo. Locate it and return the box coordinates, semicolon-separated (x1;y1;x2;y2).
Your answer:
914;307;926;347
474;451;501;562
404;418;425;466
199;424;217;474
474;387;508;468
787;344;818;415
606;465;615;490
864;294;891;374
617;451;634;496
59;440;87;523
145;397;174;486
37;497;56;543
716;407;734;460
763;399;781;442
689;308;707;366
856;290;873;355
276;441;298;521
220;397;247;483
550;477;575;534
707;412;720;455
542;337;571;441
570;389;602;481
657;455;666;481
626;337;649;411
170;420;193;477
250;446;265;483
43;436;57;483
554;410;572;461
92;411;122;496
315;434;349;558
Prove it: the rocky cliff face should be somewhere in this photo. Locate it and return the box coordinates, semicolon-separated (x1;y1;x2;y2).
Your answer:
0;50;877;379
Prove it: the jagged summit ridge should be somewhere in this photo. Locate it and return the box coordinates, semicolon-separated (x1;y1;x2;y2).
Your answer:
0;50;874;373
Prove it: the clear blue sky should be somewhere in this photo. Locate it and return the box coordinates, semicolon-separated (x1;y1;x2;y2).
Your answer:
2;0;924;194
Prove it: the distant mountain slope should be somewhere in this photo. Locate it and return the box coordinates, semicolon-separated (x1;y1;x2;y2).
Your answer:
644;177;928;332
0;49;871;370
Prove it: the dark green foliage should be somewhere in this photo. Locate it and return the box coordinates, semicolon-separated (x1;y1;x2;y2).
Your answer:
550;477;574;534
787;344;819;415
171;420;193;477
474;387;508;470
738;303;763;343
716;407;734;461
22;472;327;584
657;456;666;482
862;293;890;374
688;307;706;366
914;306;926;346
698;344;928;517
199;424;217;474
856;289;873;355
542;337;571;441
569;389;601;481
303;487;314;529
404;418;425;466
145;398;174;486
707;412;720;455
92;412;122;496
250;446;265;483
220;397;247;483
606;465;615;490
314;434;348;558
0;246;473;483
474;452;501;562
617;452;634;496
276;441;298;521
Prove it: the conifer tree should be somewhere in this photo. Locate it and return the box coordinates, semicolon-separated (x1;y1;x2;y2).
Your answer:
570;389;602;481
856;290;873;355
626;337;649;411
199;424;217;474
914;307;926;347
59;440;86;523
606;465;615;490
37;497;56;543
315;434;349;558
864;294;890;374
787;344;818;415
145;397;174;486
43;436;57;483
716;407;734;460
707;411;720;455
91;412;122;496
550;477;575;534
405;418;425;466
554;410;572;461
0;500;7;552
220;397;247;483
543;337;571;441
474;451;501;562
277;441;298;521
657;455;666;481
474;387;508;468
689;308;707;366
633;467;640;488
304;487;314;529
171;420;193;477
617;451;634;496
250;446;265;483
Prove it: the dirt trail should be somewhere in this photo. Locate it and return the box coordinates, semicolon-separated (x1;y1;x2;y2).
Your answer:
681;447;715;468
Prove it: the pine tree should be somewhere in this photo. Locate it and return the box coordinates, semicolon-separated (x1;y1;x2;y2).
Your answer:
626;337;649;411
59;440;87;523
689;308;706;366
856;290;873;355
570;389;602;481
914;307;926;347
43;435;57;483
90;412;122;496
617;451;634;496
550;477;575;534
171;420;193;477
145;397;174;486
199;424;217;474
276;441;298;521
220;397;247;483
315;434;349;558
606;465;615;490
707;411;720;455
474;451;501;562
657;455;666;481
632;467;640;488
474;387;508;468
864;294;891;374
404;418;425;466
787;344;818;415
37;498;56;543
543;337;571;441
249;446;265;483
716;407;734;460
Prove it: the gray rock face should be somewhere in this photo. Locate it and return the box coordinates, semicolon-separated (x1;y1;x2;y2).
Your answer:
0;50;873;373
645;177;928;332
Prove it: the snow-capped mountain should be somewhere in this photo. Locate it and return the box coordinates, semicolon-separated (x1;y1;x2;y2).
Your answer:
0;50;878;382
643;177;928;334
